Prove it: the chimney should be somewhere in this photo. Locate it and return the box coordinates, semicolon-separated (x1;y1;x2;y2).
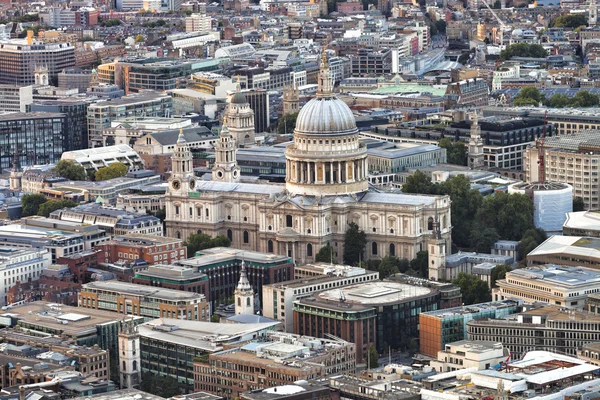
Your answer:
27;30;33;45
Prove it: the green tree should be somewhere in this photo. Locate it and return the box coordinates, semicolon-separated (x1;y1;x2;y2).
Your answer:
491;264;511;288
476;192;534;241
470;227;499;253
439;175;483;248
435;20;446;34
517;228;547;261
513;86;542;107
184;233;231;256
140;372;181;397
210;314;220;323
37;200;77;218
546;93;571;108
315;243;336;263
367;345;379;369
135;34;145;43
95;162;128;181
439;138;467;166
458;52;470;64
551;13;588;28
410;250;429;278
452;272;491;305
569;90;600;107
513;97;540;107
54;160;87;181
500;43;547;61
278;112;299;135
378;256;400;279
343;222;367;265
573;196;585;212
402;170;437;194
100;18;122;27
21;193;47;217
493;0;502;7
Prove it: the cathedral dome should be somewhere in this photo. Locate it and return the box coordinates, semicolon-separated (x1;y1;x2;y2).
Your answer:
231;90;247;104
294;96;358;136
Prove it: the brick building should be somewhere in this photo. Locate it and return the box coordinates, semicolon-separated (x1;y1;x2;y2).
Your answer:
56;250;101;284
444;78;489;107
97;235;187;265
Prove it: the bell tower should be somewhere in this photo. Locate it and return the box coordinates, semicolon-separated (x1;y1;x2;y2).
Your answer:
428;213;446;281
9;154;22;191
235;260;254;315
283;82;299;116
118;322;141;389
168;128;197;194
225;80;255;147
468;113;485;170
212;119;241;183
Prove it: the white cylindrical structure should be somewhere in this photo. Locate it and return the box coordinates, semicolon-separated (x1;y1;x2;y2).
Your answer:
508;182;573;234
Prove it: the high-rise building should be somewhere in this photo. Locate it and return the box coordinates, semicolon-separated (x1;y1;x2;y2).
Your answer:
0;38;75;85
244;89;270;134
29;99;90;151
0;84;33;112
185;13;212;33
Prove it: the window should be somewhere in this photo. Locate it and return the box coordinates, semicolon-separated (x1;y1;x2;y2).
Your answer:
122;361;126;371
227;229;233;241
133;361;137;371
238;298;241;306
372;242;378;255
389;243;395;256
175;206;180;215
246;297;251;306
428;217;434;230
243;231;249;244
268;240;274;253
286;215;293;227
307;243;313;257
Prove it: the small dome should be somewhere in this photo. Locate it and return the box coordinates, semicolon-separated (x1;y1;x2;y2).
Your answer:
294;97;357;135
230;90;247;104
512;28;523;37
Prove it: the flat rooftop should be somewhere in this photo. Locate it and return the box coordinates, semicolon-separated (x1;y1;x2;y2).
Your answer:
0;301;142;337
507;265;600;287
443;340;504;354
182;247;291;267
564;211;600;231
78;388;165;400
82;280;206;302
421;300;519;318
528;236;600;259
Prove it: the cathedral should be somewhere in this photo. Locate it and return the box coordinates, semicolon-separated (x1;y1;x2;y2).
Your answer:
165;53;452;273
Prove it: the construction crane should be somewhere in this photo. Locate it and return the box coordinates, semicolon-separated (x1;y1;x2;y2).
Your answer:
538;111;548;184
480;0;508;47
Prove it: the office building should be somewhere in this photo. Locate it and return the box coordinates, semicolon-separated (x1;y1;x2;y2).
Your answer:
578;342;600;367
0;112;65;173
430;340;507;373
50;203;163;236
0;84;32;112
179;248;293;307
79;280;210;321
492;265;600;308
467;306;600;358
419;300;520;357
367;143;447;175
294;281;441;361
133;265;209;297
245;89;270;134
97;235;187;265
0;248;52;307
443;252;514;282
58;68;93;92
263;264;379;331
189;72;236;97
525;131;600;209
526;236;600;269
60;145;144;173
564;211;600;237
29;99;90;151
350;49;392;77
194;331;356;398
444;78;489;107
87;92;172;147
139;318;280;393
240;383;333;400
185;13;211;33
0;39;75;85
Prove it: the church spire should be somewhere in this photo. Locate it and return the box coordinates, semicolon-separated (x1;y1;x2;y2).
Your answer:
177;127;185;144
237;259;252;292
317;47;333;98
235;258;254;315
212;116;241;182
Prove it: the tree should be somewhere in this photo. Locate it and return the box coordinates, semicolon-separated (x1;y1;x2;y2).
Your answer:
135;34;145;43
458;52;470;64
513;97;540;107
367;345;379;369
100;18;122;27
184;233;231;257
569;90;600;107
410;251;429;278
22;193;48;217
551;13;587;28
54;160;87;181
484;37;490;44
546;93;571;108
95;162;128;181
439;175;483;249
278;112;299;135
435;20;446;34
378;256;400;279
210;314;220;323
140;372;181;397
513;86;542;107
499;43;547;61
315;243;336;263
493;0;502;8
452;272;491;305
517;228;547;261
470;227;499;253
491;264;511;288
402;170;437;194
343;222;367;265
37;200;77;218
439;138;467;166
573;196;585;212
476;192;534;241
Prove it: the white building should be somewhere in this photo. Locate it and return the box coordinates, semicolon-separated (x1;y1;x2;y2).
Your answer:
61;144;144;173
493;265;600;308
0;85;33;112
430;340;507;373
185;13;212;33
262;265;379;331
0;248;52;307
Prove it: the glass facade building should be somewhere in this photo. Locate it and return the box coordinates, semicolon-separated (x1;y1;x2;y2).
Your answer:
29;99;90;151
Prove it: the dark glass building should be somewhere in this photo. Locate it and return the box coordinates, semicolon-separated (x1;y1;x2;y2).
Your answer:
245;89;270;133
29;99;90;151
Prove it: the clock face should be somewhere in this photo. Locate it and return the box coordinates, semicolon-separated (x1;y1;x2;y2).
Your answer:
189;179;196;190
172;180;181;190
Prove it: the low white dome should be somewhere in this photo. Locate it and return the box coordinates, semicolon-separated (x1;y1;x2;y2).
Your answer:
294;97;358;136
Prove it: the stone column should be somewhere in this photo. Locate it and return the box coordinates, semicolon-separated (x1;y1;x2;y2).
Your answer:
330;162;334;184
338;162;342;183
301;162;306;183
307;162;312;184
296;161;301;182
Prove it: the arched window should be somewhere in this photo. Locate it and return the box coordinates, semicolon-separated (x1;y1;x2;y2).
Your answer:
442;215;447;229
176;231;181;239
286;215;293;227
243;231;249;244
133;361;137;371
389;243;395;257
246;297;251;306
372;242;378;256
197;229;202;234
427;217;434;231
268;240;274;253
227;229;233;241
307;243;313;257
122;361;126;371
237;298;241;306
189;207;193;217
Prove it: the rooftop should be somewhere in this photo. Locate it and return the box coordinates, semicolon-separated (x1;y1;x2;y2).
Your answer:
564;211;600;232
421;300;520;318
528;236;600;259
506;265;600;287
82;280;206;302
181;247;291;267
72;388;164;400
443;340;504;354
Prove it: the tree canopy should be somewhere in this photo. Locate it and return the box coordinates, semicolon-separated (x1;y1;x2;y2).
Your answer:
546;91;599;108
37;200;77;218
439;138;467;166
551;14;588;28
367;345;379;369
470;227;499;253
315;243;336;263
95;162;128;181
184;233;231;257
517;228;547;262
135;34;145;43
54;160;87;181
140;372;180;398
21;193;47;217
100;18;122;27
513;86;542;107
499;43;547;61
573;196;585;212
409;250;429;278
476;192;534;241
452;272;491;305
343;222;367;265
491;264;511;288
278;112;299;135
